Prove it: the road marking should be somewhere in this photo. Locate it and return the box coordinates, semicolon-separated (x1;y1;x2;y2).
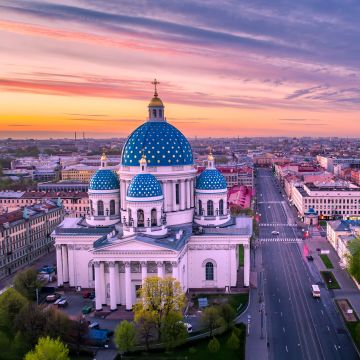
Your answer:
279;299;281;303
280;312;283;317
260;238;302;243
327;326;330;332
334;345;338;351
285;345;289;352
283;327;286;333
321;310;324;316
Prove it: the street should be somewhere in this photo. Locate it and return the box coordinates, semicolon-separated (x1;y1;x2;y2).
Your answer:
257;168;359;360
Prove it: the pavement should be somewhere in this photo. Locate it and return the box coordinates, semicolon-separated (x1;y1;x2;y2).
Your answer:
253;168;359;360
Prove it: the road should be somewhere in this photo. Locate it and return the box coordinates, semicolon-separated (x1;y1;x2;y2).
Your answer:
256;168;359;360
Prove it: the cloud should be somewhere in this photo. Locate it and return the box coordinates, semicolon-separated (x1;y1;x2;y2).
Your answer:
7;124;32;127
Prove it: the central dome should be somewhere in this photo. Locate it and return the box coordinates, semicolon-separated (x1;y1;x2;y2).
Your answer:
121;121;193;167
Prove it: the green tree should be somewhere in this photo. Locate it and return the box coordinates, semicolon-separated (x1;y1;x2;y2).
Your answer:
134;276;185;341
24;336;69;360
227;331;240;350
354;323;360;347
114;320;136;354
201;306;224;337
161;311;187;350
219;303;236;330
134;308;156;351
208;337;220;353
13;267;44;301
348;238;360;283
0;288;27;334
65;315;88;355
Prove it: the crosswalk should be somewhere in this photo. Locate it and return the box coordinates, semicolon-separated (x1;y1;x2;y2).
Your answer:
259;223;297;227
257;201;285;204
260;238;302;243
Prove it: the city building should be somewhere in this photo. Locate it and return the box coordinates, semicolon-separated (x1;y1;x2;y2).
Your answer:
317;155;360;173
292;181;360;220
53;88;252;312
0;200;64;279
61;164;118;182
38;181;89;193
326;220;360;268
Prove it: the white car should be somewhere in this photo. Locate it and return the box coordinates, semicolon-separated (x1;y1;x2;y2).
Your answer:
271;231;280;235
178;321;193;333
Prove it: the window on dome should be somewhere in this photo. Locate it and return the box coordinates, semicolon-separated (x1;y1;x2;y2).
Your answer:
205;262;214;280
151;208;157;226
97;200;104;216
176;184;180;204
153;109;157;118
137;209;144;227
219;199;224;215
207;200;214;216
110;200;115;216
159;109;163;117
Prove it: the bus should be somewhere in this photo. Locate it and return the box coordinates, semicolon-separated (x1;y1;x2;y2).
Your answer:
312;284;320;298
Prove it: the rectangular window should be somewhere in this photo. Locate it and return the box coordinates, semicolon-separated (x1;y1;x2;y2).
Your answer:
176;184;180;205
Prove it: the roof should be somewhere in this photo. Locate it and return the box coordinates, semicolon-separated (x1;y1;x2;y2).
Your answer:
89;169;120;191
127;173;163;199
196;169;227;190
121;121;193;167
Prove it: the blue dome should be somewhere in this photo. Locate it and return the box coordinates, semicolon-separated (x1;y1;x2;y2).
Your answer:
89;169;120;191
196;169;227;191
121;121;193;166
127;173;163;198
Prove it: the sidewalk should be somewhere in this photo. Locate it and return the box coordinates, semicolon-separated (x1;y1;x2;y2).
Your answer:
237;246;268;360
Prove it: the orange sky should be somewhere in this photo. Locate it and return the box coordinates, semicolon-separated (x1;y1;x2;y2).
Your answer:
1;1;360;138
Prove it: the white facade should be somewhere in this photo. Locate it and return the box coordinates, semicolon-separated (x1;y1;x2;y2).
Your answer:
53;89;252;311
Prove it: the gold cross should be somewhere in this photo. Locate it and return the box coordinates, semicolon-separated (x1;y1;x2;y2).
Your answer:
151;78;160;96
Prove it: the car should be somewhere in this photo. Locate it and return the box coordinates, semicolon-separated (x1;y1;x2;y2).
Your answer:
271;231;280;235
89;291;95;299
46;293;61;302
82;305;93;314
316;248;321;252
88;322;100;329
58;298;68;308
82;291;91;298
306;255;314;261
178;321;193;333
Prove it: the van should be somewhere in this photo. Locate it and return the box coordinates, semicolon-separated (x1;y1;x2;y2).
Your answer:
312;285;320;298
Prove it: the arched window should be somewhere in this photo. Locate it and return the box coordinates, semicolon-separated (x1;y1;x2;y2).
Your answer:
205;262;214;280
159;109;163;118
207;200;214;216
152;109;157;117
151;208;157;226
97;200;104;216
109;200;115;215
89;200;93;215
128;208;132;225
137;209;144;227
219;199;224;215
198;200;202;215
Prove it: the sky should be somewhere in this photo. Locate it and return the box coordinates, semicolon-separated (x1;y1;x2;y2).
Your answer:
0;0;360;139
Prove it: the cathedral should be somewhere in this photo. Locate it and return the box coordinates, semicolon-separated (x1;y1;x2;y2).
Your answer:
53;82;252;311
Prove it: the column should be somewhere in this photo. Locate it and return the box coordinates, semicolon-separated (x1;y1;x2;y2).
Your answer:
121;180;126;210
109;262;117;311
67;244;75;286
157;261;164;278
180;180;186;210
62;245;69;283
162;181;168;212
141;261;147;284
171;261;179;281
55;245;63;286
125;262;132;310
100;262;106;305
172;181;177;211
244;244;250;287
94;262;102;311
186;180;191;209
190;179;194;208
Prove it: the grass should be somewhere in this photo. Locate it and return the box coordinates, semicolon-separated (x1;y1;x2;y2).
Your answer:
319;220;327;227
238;245;244;267
319;254;334;269
191;293;249;314
320;271;340;289
122;323;246;360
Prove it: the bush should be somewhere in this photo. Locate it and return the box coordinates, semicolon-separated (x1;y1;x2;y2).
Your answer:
227;331;240;350
208;337;220;353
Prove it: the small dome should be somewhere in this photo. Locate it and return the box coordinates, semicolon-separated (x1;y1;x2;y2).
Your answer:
127;173;163;199
149;96;164;107
89;169;120;191
196;169;227;191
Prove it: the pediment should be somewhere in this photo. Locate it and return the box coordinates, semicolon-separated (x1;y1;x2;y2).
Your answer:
93;237;176;253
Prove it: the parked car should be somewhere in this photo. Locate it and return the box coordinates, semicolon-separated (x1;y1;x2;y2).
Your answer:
178;321;193;333
58;298;68;308
82;291;91;298
82;305;93;314
306;255;314;261
46;293;61;302
88;322;100;329
89;291;95;299
271;231;280;235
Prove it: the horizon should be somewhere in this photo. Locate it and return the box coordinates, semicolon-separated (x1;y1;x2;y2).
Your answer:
1;1;360;138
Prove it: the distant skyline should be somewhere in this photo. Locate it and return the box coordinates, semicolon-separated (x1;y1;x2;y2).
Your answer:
1;0;360;139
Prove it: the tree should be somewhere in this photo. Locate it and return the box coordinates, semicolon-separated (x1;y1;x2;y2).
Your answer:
208;337;220;353
201;306;224;337
347;238;360;283
160;311;187;350
134;276;185;341
0;288;27;334
24;337;69;360
219;303;236;330
227;331;240;350
64;315;88;355
114;320;136;354
14;267;44;301
134;308;156;351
